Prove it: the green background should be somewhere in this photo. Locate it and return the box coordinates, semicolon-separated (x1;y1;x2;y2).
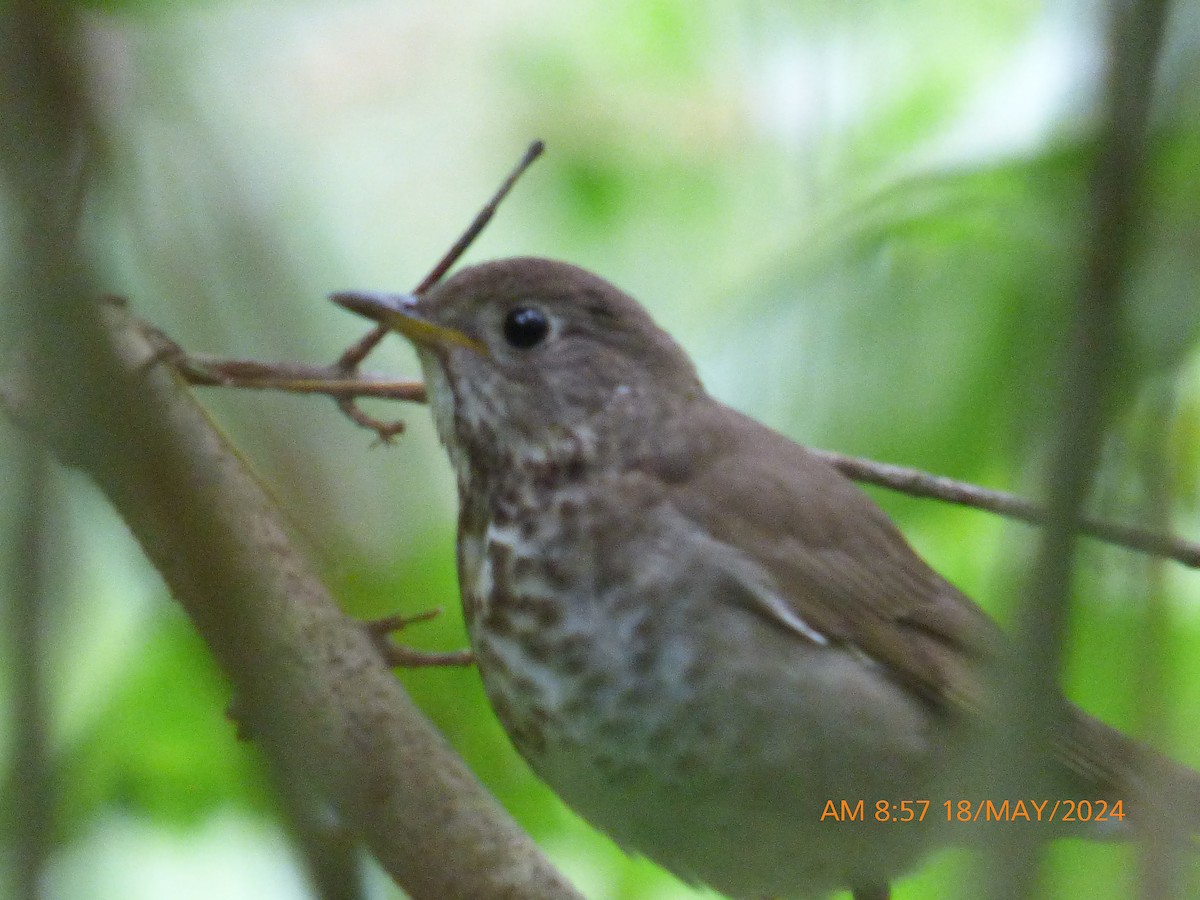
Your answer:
2;0;1200;897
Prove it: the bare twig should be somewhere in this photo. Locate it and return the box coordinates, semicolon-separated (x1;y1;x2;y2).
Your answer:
336;322;391;377
332;141;545;439
1133;389;1185;899
10;442;52;900
411;139;545;296
140;317;425;397
986;0;1175;894
173;352;426;402
809;449;1200;569
130;336;1200;570
140;320;425;442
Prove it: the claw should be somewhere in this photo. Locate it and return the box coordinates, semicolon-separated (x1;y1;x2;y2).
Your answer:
363;608;475;669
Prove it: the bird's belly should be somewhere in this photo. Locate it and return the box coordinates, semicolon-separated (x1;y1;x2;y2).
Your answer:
470;579;941;898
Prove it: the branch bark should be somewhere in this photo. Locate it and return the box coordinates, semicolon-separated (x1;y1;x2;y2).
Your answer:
2;293;585;900
0;4;581;898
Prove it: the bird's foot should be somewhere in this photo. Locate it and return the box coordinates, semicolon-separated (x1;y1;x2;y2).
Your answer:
363;609;475;668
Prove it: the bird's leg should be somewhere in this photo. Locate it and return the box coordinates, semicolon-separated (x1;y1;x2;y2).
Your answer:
363;609;475;668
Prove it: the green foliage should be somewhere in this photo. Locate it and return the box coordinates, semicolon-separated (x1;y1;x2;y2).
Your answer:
715;144;1088;468
57;612;269;836
4;0;1199;897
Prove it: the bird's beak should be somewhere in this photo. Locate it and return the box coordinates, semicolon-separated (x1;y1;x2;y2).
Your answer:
331;290;488;356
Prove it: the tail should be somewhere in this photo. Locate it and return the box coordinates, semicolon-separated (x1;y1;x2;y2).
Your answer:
1059;707;1200;838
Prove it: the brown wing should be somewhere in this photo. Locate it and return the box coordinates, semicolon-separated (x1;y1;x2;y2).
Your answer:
635;400;1200;811
655;401;1002;713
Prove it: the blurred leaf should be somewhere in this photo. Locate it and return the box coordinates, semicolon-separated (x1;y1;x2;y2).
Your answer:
2;1;1197;897
58;611;269;836
712;130;1200;483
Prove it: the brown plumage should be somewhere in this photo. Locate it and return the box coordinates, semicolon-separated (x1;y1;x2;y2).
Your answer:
335;257;1199;899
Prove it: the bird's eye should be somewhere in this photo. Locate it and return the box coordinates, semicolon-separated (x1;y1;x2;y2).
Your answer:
503;307;550;349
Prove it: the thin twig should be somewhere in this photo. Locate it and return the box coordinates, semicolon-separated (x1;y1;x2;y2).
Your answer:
985;0;1175;893
132;335;1200;570
174;352;426;402
331;141;545;439
335;397;408;443
11;441;52;900
412;139;545;296
181;356;423;441
139;321;426;444
1133;389;1183;899
336;322;389;375
809;449;1200;569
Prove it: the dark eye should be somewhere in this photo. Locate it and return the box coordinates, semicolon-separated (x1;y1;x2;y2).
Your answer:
503;307;550;349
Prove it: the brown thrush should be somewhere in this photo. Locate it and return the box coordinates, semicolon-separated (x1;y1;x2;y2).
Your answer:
334;258;1199;899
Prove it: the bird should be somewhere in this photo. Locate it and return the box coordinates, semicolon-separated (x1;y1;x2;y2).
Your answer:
333;256;1198;899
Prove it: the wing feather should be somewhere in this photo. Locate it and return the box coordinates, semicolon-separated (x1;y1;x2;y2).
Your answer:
650;402;1001;711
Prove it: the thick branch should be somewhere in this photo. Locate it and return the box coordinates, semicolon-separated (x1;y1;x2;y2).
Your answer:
2;7;85;897
3;300;583;900
0;5;580;895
